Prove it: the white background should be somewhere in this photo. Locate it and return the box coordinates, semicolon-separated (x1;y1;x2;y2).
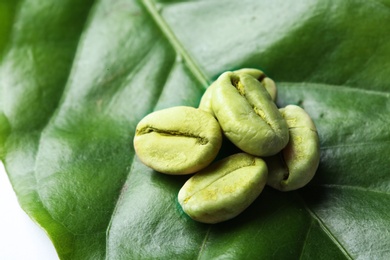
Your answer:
0;161;59;260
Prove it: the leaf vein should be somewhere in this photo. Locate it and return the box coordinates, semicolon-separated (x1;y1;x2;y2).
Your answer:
299;195;353;260
319;184;390;197
105;154;136;260
297;219;313;260
320;140;390;150
141;0;210;88
196;226;212;260
279;81;390;96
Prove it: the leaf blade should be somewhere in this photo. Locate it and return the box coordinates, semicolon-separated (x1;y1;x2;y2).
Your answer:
1;0;390;259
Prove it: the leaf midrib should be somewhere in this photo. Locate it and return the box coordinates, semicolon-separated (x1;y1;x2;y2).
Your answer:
141;0;210;88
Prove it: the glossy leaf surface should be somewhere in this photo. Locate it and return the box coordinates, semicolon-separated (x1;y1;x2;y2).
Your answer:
1;0;390;259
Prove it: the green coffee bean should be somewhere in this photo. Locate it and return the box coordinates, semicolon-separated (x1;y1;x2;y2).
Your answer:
133;106;222;175
178;153;268;224
234;68;277;101
198;68;277;116
266;105;320;191
198;81;217;116
212;72;289;156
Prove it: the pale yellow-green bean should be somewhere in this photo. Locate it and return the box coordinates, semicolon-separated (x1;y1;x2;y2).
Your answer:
198;81;217;116
178;153;268;224
133;106;222;175
266;105;320;191
198;68;277;116
212;72;289;156
234;68;277;101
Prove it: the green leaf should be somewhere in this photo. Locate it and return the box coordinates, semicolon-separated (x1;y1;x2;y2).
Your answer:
1;0;390;259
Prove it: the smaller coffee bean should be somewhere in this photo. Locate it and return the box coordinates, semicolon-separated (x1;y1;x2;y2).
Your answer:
178;153;268;224
133;106;222;175
266;105;320;191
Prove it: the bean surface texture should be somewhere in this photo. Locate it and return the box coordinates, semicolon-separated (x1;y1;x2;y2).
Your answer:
266;105;320;191
134;106;222;175
212;72;289;156
178;153;268;223
199;68;277;116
